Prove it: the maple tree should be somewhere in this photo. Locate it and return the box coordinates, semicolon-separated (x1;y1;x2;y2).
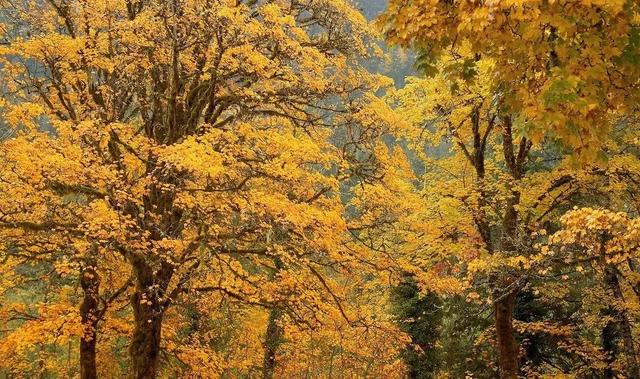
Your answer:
514;120;640;376
544;208;640;377
386;52;640;379
380;1;640;377
0;0;408;377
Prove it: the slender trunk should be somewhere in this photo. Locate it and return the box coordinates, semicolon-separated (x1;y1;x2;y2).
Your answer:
495;197;521;378
495;291;518;379
605;266;640;379
79;259;100;379
263;307;284;379
263;258;284;379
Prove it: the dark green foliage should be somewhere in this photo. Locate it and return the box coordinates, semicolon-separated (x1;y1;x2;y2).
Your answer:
390;275;442;379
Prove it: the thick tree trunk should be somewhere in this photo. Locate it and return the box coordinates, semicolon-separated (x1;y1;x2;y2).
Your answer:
495;291;518;379
79;260;100;379
605;266;640;379
128;256;170;379
126;172;179;379
130;289;164;379
262;308;284;379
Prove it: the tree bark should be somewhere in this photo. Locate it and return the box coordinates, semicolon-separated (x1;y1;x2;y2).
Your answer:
79;259;100;379
601;306;618;379
129;258;168;379
130;289;164;379
262;307;284;379
605;266;640;379
495;291;518;379
494;115;527;379
125;167;180;379
495;196;521;378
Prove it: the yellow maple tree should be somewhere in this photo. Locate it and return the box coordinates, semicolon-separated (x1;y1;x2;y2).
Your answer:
0;0;407;377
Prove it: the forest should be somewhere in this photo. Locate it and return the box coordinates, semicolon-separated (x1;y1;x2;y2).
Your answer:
0;0;640;378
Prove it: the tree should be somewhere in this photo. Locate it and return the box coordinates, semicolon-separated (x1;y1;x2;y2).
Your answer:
546;208;640;378
380;1;640;376
386;55;626;376
388;56;527;377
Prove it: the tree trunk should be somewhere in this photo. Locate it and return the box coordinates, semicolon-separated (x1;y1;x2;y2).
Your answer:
495;291;518;379
605;266;640;379
262;307;284;379
130;288;164;379
79;260;100;379
496;195;521;378
601;306;618;379
128;256;169;379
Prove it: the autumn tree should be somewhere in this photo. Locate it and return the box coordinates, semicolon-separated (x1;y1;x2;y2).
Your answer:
386;69;640;378
542;208;640;377
380;1;640;377
0;0;406;377
515;120;640;376
385;56;640;377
